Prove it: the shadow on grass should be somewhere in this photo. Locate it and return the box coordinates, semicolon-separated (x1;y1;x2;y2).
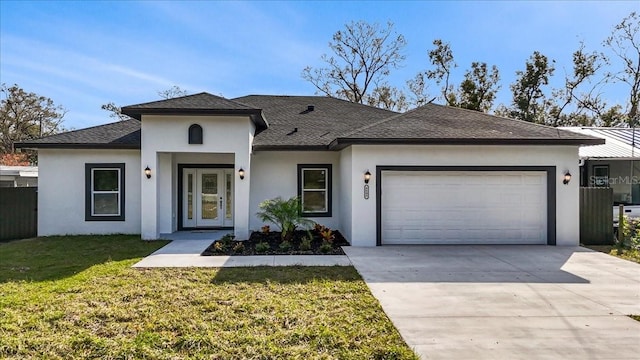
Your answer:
210;266;362;285
0;235;169;283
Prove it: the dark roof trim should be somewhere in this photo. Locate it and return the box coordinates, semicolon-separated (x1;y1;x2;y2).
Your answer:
15;143;141;150
252;144;329;151
328;137;605;150
120;108;269;134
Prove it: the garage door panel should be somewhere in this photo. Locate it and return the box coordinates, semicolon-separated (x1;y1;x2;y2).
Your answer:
382;171;547;245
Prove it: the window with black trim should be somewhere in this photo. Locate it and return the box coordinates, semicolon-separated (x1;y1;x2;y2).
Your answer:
189;124;203;144
85;163;125;221
297;164;332;217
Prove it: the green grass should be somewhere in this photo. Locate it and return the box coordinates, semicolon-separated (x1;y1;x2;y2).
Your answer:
583;245;640;264
630;315;640;322
0;235;417;359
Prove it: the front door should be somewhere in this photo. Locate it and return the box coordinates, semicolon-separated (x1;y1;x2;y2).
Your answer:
183;168;234;228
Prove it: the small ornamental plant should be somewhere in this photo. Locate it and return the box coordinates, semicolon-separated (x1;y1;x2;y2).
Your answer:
213;241;227;253
320;229;335;244
299;237;312;251
232;242;245;254
279;241;292;252
255;241;270;253
319;241;333;254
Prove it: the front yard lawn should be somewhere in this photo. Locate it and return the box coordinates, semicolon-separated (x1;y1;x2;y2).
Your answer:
0;235;416;359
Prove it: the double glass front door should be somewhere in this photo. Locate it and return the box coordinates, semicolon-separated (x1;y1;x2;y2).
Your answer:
183;169;233;228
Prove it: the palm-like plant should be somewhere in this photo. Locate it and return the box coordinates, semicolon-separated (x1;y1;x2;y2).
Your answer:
257;196;314;242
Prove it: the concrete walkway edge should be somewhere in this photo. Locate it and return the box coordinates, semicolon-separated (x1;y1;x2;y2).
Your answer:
132;239;352;267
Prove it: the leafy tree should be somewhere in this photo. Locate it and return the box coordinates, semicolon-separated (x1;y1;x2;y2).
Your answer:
365;83;409;111
507;51;555;123
604;11;639;125
0;84;66;162
454;62;501;112
409;39;457;107
547;43;605;126
101;86;189;121
302;21;407;109
0;153;30;166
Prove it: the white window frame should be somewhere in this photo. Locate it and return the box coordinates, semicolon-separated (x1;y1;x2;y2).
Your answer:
298;164;332;217
85;163;125;222
91;167;122;217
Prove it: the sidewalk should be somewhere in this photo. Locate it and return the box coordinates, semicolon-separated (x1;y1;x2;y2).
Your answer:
132;238;351;267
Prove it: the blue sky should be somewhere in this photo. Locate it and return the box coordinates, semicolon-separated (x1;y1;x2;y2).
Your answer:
1;1;637;130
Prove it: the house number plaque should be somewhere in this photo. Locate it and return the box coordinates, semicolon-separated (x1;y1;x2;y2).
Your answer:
364;184;369;199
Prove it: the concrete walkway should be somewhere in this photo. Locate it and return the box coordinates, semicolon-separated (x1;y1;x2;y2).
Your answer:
132;232;351;267
344;245;640;360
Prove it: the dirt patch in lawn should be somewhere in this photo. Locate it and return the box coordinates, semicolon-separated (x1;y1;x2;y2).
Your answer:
202;230;349;256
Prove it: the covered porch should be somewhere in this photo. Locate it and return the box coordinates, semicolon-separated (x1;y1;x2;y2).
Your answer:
142;151;251;240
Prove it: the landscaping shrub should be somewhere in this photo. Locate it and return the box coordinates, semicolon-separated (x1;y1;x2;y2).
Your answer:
319;240;333;254
232;242;245;254
618;216;640;251
279;241;292;252
299;233;312;251
256;197;314;241
255;241;270;253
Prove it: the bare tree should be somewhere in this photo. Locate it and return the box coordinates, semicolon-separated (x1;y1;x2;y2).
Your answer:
604;11;640;125
102;85;189;121
158;85;188;100
302;21;407;106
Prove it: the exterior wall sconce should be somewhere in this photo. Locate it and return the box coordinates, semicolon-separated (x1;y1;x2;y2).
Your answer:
144;166;151;179
238;168;245;180
364;170;371;184
563;171;571;185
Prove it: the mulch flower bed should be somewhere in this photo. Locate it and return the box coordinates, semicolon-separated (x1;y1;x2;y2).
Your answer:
202;229;349;256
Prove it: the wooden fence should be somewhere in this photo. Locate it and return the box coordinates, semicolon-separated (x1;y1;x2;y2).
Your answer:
579;187;613;245
0;187;37;241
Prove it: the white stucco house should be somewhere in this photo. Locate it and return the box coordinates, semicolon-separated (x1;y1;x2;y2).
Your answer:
17;93;602;246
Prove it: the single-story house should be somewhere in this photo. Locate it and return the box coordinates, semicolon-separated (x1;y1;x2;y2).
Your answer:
17;93;602;246
561;127;640;205
0;165;38;187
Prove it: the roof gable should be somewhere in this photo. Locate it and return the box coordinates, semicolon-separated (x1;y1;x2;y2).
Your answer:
123;92;256;111
121;92;268;133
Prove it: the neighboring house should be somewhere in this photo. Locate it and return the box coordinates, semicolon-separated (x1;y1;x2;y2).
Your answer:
561;127;640;205
16;93;602;246
0;165;38;187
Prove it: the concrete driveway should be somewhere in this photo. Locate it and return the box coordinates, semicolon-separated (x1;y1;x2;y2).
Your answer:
343;245;640;360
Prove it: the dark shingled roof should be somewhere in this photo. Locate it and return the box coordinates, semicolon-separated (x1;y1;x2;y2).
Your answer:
121;92;268;132
329;103;603;148
123;92;256;111
232;95;398;149
16;94;603;150
16;119;140;149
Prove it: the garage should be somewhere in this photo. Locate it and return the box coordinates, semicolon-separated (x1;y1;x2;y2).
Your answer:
380;169;549;245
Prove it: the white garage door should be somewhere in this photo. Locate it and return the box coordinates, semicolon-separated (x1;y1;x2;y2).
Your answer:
382;171;547;245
